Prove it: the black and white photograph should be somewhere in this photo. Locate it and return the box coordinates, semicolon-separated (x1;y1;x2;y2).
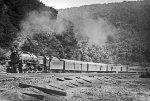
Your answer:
0;0;150;101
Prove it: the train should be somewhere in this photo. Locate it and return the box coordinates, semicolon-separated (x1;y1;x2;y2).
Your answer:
6;49;132;73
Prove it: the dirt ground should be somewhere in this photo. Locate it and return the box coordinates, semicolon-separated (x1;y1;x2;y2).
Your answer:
0;73;150;101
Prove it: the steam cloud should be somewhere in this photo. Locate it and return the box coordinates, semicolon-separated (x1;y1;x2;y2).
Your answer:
78;17;116;45
16;8;116;47
16;10;56;47
58;9;117;46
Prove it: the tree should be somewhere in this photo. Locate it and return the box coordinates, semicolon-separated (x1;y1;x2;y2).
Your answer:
56;20;78;59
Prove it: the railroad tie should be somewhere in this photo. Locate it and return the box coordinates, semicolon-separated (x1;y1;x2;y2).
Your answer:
56;78;65;81
18;83;67;96
65;79;79;86
64;77;73;80
0;89;6;92
69;82;78;86
76;80;84;84
23;92;44;100
75;77;92;83
49;85;64;91
56;77;78;87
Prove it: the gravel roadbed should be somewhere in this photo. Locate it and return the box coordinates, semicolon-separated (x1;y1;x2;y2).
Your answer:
0;73;149;101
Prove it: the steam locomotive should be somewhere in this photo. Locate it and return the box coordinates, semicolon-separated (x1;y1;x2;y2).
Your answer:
7;51;40;73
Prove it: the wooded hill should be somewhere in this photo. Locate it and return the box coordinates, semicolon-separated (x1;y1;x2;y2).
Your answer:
58;0;150;65
0;0;57;48
0;0;150;66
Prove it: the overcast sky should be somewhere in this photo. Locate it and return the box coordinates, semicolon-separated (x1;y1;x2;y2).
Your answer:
40;0;137;9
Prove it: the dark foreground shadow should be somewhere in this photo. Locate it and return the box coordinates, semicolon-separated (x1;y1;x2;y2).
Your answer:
23;93;45;100
0;90;5;92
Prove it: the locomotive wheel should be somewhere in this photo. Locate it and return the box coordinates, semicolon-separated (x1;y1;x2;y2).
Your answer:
37;65;43;72
22;64;30;73
30;65;35;73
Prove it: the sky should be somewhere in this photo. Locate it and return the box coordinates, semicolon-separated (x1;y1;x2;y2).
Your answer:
40;0;137;9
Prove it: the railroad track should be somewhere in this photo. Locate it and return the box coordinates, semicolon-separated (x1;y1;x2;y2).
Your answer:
0;72;139;82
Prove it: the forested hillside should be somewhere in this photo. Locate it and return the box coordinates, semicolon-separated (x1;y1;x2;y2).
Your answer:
0;0;150;66
58;0;150;65
0;0;58;54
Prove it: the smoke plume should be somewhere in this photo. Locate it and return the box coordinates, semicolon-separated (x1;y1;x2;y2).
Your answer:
78;17;116;45
16;10;56;47
16;7;117;48
58;9;117;46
